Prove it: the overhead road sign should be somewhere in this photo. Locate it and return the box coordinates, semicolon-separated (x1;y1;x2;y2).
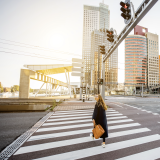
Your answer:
72;68;83;72
71;73;83;77
72;58;84;63
71;58;84;77
72;63;84;68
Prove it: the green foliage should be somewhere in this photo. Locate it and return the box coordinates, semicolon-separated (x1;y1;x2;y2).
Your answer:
30;88;33;92
11;85;19;92
50;100;57;111
0;86;3;93
45;99;62;111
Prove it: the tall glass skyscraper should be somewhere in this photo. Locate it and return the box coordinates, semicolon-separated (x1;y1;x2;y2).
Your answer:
125;25;159;94
125;35;147;91
82;3;110;84
91;30;118;93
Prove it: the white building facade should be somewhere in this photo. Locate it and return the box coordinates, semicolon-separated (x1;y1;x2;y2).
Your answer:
146;32;159;87
82;3;110;84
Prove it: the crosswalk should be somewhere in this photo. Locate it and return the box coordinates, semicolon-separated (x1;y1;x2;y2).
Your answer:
11;108;160;160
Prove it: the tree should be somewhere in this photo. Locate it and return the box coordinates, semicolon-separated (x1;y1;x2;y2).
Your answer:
30;88;33;92
11;85;19;92
0;83;3;93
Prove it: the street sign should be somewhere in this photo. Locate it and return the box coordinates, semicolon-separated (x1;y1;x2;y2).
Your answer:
72;68;83;72
72;58;84;63
72;63;84;68
71;73;83;77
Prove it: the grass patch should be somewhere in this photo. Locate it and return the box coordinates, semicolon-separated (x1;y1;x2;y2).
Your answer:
45;99;62;111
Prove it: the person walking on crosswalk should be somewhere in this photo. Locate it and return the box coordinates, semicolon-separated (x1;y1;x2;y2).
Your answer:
92;94;108;148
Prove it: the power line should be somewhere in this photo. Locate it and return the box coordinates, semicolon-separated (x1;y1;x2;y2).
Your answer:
0;47;78;61
0;39;81;56
1;49;126;69
0;51;72;62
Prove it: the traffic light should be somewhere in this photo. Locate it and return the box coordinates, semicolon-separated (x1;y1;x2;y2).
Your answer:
100;45;105;54
120;0;131;24
107;30;114;43
97;79;103;85
100;79;103;85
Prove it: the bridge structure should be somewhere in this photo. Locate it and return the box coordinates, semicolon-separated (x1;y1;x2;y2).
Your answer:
19;64;73;98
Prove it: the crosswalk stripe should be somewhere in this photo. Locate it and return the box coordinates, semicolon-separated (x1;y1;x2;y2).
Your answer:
105;113;123;117
50;112;119;119
52;111;117;116
37;123;93;132
54;109;115;113
53;110;116;115
43;119;133;126
116;147;160;160
47;116;128;122
107;116;128;120
28;123;141;141
50;113;92;118
32;134;160;160
14;128;150;155
37;118;135;132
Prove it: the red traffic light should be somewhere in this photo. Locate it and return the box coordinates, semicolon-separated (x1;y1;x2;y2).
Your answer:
120;1;131;23
107;30;113;34
120;1;128;8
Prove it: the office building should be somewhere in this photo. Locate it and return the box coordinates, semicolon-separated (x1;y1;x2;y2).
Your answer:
82;3;110;84
125;35;147;92
159;55;160;84
125;25;159;94
91;30;118;93
146;32;159;87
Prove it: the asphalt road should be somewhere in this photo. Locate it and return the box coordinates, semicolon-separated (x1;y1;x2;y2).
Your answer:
106;96;160;114
0;112;48;152
2;96;160;159
9;101;160;160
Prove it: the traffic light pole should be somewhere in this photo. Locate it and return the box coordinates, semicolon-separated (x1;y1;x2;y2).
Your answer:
101;56;105;100
98;46;100;94
103;0;158;62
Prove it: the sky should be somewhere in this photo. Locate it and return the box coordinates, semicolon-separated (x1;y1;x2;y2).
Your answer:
0;0;160;89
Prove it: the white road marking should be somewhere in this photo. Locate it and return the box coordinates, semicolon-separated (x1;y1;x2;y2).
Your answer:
32;134;160;160
15;128;150;155
47;115;127;122
53;110;116;116
54;109;115;114
116;147;160;160
114;104;123;108
50;113;94;118
43;119;133;126
50;112;119;119
106;114;123;117
28;123;141;141
152;113;159;115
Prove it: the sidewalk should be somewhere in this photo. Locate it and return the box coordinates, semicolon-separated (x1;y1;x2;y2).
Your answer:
54;98;96;111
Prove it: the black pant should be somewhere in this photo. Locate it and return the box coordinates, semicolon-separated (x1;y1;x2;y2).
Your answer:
92;133;105;142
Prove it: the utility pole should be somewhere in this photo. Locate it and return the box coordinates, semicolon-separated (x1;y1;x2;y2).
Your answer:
101;19;105;100
142;83;143;98
98;46;100;94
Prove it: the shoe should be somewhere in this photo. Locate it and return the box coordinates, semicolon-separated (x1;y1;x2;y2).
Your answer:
90;133;94;140
102;143;105;148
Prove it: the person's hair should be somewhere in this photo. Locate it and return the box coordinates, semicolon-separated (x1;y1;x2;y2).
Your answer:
98;94;107;110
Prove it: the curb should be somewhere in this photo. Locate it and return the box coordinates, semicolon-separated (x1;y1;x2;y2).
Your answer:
0;112;53;160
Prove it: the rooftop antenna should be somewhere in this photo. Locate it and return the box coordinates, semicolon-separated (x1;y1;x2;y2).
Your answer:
102;0;104;4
